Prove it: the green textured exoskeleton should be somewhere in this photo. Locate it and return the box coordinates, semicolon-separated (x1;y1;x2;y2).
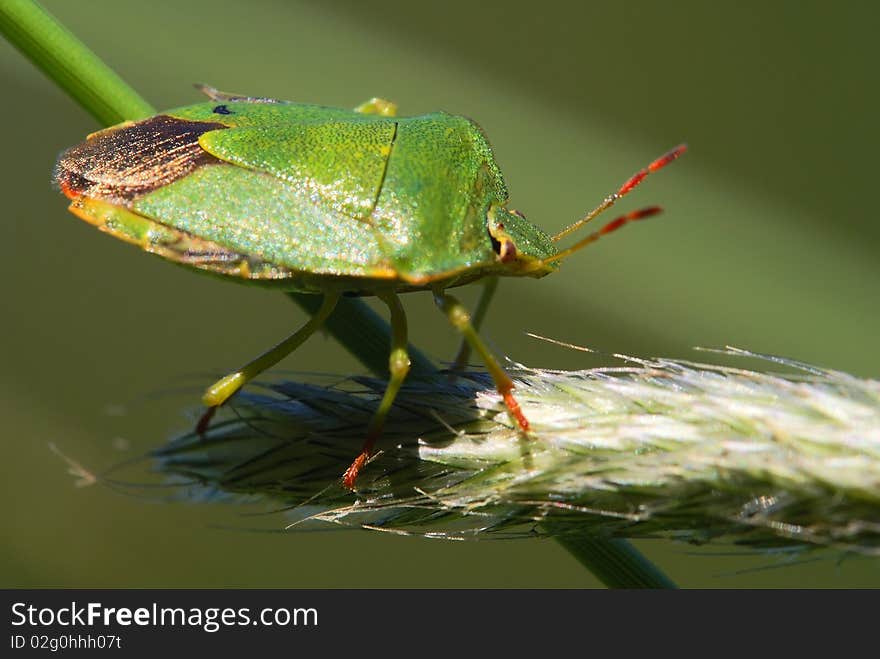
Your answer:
55;85;685;488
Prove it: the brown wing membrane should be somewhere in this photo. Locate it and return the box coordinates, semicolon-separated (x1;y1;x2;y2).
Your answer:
55;115;227;203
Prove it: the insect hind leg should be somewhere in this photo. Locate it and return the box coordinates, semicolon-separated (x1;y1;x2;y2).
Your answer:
342;292;411;490
196;292;340;434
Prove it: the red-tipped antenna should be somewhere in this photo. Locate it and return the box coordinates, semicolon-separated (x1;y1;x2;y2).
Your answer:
543;206;663;265
552;143;687;243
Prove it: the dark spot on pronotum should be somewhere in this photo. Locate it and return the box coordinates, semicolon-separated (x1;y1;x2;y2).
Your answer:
55;115;228;202
212;104;233;115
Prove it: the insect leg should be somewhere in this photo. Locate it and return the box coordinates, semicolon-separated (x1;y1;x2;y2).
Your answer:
342;292;411;489
353;98;398;117
450;276;499;373
196;292;341;433
433;289;530;433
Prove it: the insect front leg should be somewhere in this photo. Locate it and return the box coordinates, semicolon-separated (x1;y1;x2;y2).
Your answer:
450;276;499;373
196;292;341;434
433;289;530;433
342;292;411;489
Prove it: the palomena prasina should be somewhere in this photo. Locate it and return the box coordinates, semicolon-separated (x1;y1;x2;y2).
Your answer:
55;85;685;489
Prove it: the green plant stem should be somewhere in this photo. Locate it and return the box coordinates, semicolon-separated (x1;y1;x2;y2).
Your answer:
0;0;675;588
291;294;434;378
551;532;677;589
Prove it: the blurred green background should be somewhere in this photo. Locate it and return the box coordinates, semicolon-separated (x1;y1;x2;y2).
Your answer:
2;0;878;587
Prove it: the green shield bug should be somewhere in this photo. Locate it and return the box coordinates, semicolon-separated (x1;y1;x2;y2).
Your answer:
55;85;685;489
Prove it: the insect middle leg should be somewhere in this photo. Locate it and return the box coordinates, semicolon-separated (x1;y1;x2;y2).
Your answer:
196;292;341;434
433;289;530;432
342;291;411;489
449;276;499;373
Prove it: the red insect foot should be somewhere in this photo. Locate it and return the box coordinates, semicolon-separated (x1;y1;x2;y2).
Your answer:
195;406;217;437
343;452;369;490
343;427;382;490
502;389;530;432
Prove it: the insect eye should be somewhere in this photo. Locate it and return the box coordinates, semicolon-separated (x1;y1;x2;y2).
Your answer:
499;239;517;263
489;222;517;262
489;230;517;263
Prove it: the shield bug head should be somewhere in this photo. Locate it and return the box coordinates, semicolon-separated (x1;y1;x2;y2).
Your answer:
487;207;558;275
483;143;686;279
